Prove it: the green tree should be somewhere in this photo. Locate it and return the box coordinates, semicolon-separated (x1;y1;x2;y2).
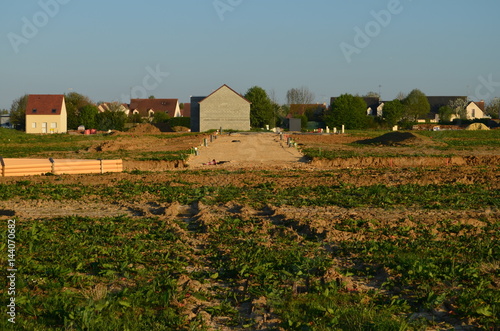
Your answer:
152;112;170;123
96;103;127;131
324;94;368;129
245;86;274;128
65;92;93;130
402;89;430;121
382;99;404;127
78;104;99;129
129;113;143;124
9;94;28;130
438;105;454;123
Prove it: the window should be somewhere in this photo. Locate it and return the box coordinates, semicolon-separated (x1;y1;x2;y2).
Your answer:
32;109;37;113
32;122;37;128
50;122;57;129
52;109;57;113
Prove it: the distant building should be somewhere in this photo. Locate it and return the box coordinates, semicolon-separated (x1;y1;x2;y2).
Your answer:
128;99;181;119
330;96;383;117
1;114;11;128
464;101;488;120
426;96;467;114
190;84;251;132
25;94;67;134
425;97;489;122
98;102;130;115
422;96;467;122
181;103;191;117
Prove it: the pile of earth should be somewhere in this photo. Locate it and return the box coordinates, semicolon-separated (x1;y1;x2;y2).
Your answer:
172;126;190;132
88;139;131;152
465;123;490;130
356;131;430;146
127;123;162;134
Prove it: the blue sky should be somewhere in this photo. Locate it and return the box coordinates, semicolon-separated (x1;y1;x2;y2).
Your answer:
2;0;500;110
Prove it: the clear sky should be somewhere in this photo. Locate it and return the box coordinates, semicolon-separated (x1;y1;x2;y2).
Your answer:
2;0;500;110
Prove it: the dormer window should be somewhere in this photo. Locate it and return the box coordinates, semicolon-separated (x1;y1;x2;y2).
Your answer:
52;109;57;113
32;109;37;113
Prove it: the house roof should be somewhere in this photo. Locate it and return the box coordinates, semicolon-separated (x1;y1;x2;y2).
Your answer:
98;102;128;112
470;101;485;111
427;96;467;113
182;103;191;117
129;99;178;117
26;95;65;115
362;97;381;110
198;84;251;104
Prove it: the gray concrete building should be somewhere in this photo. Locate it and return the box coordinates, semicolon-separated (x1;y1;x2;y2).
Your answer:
190;85;251;132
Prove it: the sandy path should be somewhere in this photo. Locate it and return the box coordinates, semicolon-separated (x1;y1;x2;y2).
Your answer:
187;132;306;169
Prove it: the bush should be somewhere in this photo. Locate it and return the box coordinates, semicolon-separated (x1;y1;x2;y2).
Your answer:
168;117;190;128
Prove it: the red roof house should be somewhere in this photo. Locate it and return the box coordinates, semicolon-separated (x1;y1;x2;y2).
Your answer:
25;94;67;134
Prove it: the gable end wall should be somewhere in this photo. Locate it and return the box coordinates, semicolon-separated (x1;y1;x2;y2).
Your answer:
199;87;250;132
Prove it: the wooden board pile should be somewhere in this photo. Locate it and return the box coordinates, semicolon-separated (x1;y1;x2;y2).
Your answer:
0;158;123;177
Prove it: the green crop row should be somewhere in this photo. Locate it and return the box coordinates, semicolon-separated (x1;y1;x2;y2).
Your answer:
302;148;456;159
0;216;201;330
1;180;497;211
1;212;498;329
416;130;500;148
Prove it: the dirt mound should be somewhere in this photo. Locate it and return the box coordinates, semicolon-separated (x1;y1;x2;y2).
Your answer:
127;123;162;134
465;123;490;130
172;126;190;132
356;132;424;146
89;139;131;152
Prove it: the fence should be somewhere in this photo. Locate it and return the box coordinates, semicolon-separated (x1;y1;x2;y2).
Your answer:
0;157;123;177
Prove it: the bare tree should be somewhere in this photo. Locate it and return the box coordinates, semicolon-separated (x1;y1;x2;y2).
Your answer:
396;92;407;101
486;98;500;119
267;89;279;105
448;98;469;120
364;91;380;98
286;87;315;105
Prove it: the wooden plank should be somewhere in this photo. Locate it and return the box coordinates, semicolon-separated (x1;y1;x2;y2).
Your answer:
2;158;123;177
0;157;4;177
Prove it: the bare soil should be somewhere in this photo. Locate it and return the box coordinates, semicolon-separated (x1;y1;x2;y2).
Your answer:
187;133;306;170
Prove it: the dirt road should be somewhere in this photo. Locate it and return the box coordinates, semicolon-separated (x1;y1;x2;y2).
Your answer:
187;132;306;169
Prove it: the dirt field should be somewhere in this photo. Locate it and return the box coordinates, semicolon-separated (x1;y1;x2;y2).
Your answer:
1;131;499;219
0;128;498;330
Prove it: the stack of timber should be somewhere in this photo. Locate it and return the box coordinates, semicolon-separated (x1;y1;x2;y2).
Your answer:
0;157;123;177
